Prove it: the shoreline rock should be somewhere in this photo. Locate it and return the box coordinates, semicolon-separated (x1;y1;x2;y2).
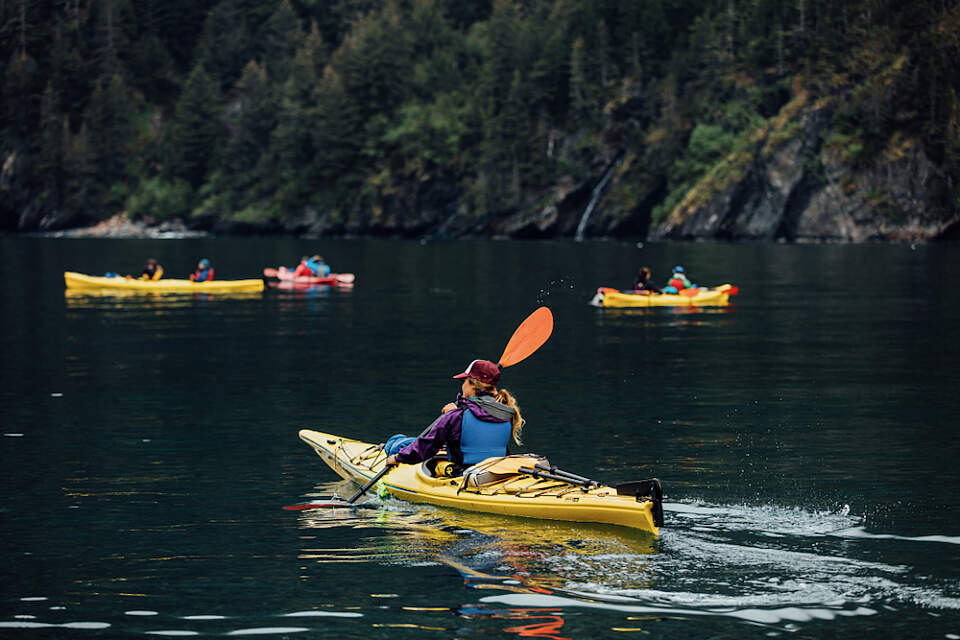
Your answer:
33;213;209;239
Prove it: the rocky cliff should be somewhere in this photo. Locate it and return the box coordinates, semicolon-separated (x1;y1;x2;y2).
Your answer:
647;92;957;243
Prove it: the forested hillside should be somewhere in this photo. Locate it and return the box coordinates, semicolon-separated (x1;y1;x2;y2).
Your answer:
2;0;958;240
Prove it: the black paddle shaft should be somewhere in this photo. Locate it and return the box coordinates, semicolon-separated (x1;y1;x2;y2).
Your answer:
519;466;595;488
534;463;597;486
346;414;444;503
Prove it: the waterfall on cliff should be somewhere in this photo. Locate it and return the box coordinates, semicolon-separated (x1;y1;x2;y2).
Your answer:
574;158;620;241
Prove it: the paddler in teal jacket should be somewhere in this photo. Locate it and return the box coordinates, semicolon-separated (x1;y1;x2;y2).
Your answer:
189;259;214;282
385;359;524;472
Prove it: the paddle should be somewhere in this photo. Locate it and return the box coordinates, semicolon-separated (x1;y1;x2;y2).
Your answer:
498;306;554;367
681;284;740;297
284;306;555;511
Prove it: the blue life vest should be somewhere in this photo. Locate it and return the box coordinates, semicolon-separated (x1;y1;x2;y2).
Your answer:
458;410;512;465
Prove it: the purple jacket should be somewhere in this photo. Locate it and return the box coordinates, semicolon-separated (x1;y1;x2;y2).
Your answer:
394;393;515;466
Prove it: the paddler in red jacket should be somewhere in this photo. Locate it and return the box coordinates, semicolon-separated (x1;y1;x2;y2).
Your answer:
292;256;312;278
664;265;692;293
384;360;524;475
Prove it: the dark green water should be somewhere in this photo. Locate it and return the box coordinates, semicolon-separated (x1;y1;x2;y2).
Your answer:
1;236;958;639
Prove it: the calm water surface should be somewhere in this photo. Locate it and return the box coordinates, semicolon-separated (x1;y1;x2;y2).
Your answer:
1;236;958;638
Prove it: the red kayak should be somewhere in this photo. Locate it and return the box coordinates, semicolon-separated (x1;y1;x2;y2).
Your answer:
263;267;355;285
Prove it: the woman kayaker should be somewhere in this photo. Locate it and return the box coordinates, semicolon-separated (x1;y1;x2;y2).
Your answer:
384;359;524;474
189;259;214;282
632;267;661;293
141;258;163;280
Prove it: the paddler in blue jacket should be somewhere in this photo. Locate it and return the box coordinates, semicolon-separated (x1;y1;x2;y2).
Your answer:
189;258;214;282
384;359;524;474
306;254;331;277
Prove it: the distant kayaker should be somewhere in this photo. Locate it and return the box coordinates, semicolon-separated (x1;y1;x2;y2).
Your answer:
664;265;692;294
384;359;524;475
189;259;214;282
292;256;312;278
632;267;661;293
141;258;163;281
306;254;330;277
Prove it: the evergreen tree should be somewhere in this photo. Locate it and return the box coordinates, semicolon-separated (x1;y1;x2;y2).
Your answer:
164;64;223;188
194;0;264;89
3;51;40;146
334;3;413;123
222;59;276;200
84;73;136;200
63;123;99;222
259;0;304;83
37;84;66;214
252;30;325;210
311;65;362;192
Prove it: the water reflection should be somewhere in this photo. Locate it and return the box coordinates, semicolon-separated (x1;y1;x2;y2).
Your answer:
295;479;657;638
289;482;960;636
592;304;737;329
459;606;570;640
64;288;263;310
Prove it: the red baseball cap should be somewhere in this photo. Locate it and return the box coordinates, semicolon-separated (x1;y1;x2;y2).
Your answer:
452;359;501;385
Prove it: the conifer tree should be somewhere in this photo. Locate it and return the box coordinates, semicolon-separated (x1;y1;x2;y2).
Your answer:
84;73;136;199
3;51;40;146
260;0;304;83
253;33;324;209
63;123;99;222
37;84;66;213
164;64;223;188
222;59;275;200
311;65;361;192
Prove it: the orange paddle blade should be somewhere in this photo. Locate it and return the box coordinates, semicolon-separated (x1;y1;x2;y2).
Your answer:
498;307;553;368
680;288;700;298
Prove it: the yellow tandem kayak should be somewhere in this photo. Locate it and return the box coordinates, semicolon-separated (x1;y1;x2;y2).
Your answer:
64;271;265;293
591;284;739;307
298;429;663;536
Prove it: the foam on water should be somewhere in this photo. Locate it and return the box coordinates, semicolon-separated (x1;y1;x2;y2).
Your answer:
425;497;960;633
0;621;111;629
831;527;960;545
554;500;960;616
477;592;877;625
281;611;364;618
225;627;310;635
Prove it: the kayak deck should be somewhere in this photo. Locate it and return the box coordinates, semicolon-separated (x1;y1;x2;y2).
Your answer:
64;271;265;293
299;429;661;536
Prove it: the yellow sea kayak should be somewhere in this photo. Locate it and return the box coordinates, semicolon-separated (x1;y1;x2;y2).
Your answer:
298;429;663;536
64;271;265;293
591;283;739;307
